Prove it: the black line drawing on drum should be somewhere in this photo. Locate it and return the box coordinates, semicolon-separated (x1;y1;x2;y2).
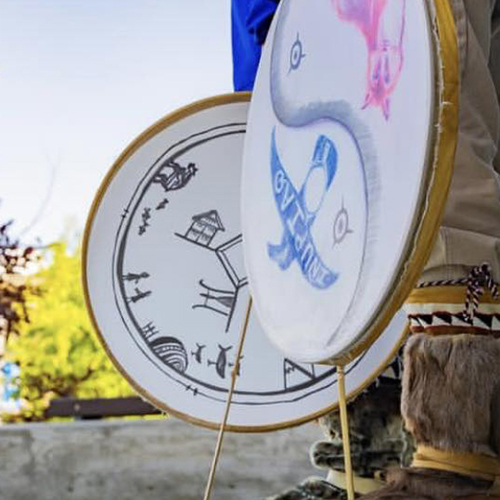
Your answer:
192;280;239;330
185;384;199;396
139;323;200;389
127;287;152;304
114;122;344;402
146;159;198;221
283;359;318;390
208;345;233;379
153;159;198;195
139;207;152;235
156;198;169;211
140;321;160;342
215;235;248;289
191;343;206;364
332;199;353;246
178;210;225;248
149;336;189;373
176;210;248;332
139;322;189;373
122;271;150;284
289;33;306;73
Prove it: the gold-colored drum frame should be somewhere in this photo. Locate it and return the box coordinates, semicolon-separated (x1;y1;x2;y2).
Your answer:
327;0;459;365
82;92;409;432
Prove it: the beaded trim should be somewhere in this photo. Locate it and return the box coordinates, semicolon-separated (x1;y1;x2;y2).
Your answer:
416;263;499;325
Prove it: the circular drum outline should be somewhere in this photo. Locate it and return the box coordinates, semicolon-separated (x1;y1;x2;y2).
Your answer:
241;0;459;365
83;92;408;432
338;0;459;365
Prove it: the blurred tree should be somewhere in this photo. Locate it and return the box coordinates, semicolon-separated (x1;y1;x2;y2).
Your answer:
5;243;134;421
0;219;37;344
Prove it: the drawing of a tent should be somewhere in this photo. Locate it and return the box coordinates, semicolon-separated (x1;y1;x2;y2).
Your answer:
175;210;247;332
192;280;238;332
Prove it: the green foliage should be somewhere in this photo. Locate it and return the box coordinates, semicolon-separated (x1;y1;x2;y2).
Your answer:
5;243;135;421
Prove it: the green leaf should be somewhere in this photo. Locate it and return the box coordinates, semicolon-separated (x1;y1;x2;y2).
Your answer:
4;243;135;421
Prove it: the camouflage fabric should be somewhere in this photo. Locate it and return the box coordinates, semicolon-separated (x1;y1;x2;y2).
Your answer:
265;359;415;500
267;478;346;500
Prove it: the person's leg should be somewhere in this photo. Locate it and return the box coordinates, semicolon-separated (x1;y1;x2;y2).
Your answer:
388;4;500;498
422;0;500;283
491;2;500;174
256;2;500;499
266;372;413;500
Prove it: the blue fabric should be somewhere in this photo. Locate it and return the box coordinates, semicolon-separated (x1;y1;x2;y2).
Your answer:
231;0;279;91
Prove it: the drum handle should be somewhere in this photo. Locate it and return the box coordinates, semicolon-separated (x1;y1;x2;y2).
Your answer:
203;297;253;500
337;365;355;500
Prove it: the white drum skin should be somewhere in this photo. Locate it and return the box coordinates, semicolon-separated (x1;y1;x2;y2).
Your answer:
84;94;407;431
242;0;436;363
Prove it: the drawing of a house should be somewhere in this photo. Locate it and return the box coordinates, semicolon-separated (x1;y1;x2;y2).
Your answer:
183;210;225;247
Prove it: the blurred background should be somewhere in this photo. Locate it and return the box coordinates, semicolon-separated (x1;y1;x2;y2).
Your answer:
0;4;327;499
0;0;233;421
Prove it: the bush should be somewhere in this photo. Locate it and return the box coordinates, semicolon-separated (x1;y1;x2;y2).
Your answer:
4;243;135;421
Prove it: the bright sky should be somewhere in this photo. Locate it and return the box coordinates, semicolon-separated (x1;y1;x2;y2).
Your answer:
0;0;232;244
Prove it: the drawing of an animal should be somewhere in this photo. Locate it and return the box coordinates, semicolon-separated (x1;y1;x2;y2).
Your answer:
333;0;406;119
191;343;206;364
208;345;232;379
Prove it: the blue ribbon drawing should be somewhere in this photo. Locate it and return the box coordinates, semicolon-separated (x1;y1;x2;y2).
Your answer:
268;130;339;290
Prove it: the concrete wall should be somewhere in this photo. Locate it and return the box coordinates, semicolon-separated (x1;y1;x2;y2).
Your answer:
0;418;324;500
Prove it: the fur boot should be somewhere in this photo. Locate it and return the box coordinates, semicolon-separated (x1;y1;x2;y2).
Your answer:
402;334;500;456
360;467;493;500
358;333;500;500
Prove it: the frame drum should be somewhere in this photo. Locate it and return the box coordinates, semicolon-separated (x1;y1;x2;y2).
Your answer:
241;0;458;364
84;93;408;431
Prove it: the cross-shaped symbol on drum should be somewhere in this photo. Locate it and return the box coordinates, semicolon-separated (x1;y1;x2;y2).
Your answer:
268;131;339;290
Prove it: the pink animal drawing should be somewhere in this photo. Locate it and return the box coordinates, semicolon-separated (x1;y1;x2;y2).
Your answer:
332;0;406;120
